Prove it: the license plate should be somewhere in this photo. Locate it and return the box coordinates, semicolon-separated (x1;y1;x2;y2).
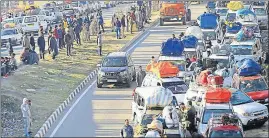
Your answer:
107;79;117;82
28;24;34;26
178;15;182;18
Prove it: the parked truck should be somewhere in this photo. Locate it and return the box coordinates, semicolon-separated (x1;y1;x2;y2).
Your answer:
159;1;191;26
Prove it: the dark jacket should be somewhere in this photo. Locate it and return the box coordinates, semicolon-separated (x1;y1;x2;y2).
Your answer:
49;37;58;52
115;20;121;28
121;17;126;27
37;36;46;51
74;25;81;34
64;33;72;45
136;70;146;87
98;15;104;25
30;36;35;46
57;28;63;39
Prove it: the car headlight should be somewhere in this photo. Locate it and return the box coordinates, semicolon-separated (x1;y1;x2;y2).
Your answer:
99;71;105;76
242;112;251;116
179;12;183;14
120;70;127;76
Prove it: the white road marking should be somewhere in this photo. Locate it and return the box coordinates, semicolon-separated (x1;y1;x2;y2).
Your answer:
50;80;97;137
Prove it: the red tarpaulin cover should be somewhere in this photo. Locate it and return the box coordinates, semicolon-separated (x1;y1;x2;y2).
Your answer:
197;70;211;86
205;88;231;103
146;61;179;78
207;75;224;85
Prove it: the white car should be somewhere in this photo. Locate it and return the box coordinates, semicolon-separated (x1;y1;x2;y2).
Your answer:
39;10;57;24
1;28;22;47
229;88;268;127
142;73;188;104
21;15;48;34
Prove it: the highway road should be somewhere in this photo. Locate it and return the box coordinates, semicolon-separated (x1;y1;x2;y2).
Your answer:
1;3;135;57
45;3;205;137
44;2;268;138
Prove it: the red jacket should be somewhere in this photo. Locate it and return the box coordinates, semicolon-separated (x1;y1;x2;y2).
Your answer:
190;58;197;62
53;28;59;39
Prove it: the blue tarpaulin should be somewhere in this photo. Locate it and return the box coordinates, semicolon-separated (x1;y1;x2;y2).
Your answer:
207;1;216;8
236;9;256;16
200;13;218;29
161;38;184;56
226;22;242;34
182;35;198;48
236;58;261;76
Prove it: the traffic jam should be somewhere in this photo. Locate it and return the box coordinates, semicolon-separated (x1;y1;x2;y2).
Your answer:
96;1;268;138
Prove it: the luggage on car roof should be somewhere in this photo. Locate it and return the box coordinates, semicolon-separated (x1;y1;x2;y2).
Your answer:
146;61;179;78
227;1;244;11
236;58;261;76
182;35;198;48
205;88;231;103
161;38;184;57
199;13;218;29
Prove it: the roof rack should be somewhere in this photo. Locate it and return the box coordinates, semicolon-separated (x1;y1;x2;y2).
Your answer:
208;113;242;130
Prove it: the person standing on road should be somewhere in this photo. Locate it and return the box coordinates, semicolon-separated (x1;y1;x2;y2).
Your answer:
57;25;63;49
97;31;103;56
29;33;35;51
74;23;82;45
21;98;31;137
22;34;30;49
37;33;46;60
65;29;73;56
111;14;116;32
120;119;134;138
129;11;136;34
136;66;146;87
98;13;105;33
187;101;196;134
68;26;75;48
47;33;52;54
49;33;58;60
121;15;126;38
115;18;121;39
53;25;59;48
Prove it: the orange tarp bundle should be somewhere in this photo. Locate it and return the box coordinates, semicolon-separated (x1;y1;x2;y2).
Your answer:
146;61;179;78
197;70;211;86
205;88;231;103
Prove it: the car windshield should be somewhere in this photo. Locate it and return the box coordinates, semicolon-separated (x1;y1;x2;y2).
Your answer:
226;13;236;22
15;18;22;23
141;114;155;127
202;109;232;124
230;90;253;105
253;8;266;16
203;31;216;40
24;16;37;23
162;81;188;94
231;46;252;55
210;129;243;138
1;29;15;36
217;9;228;16
240;78;268;92
102;57;127;67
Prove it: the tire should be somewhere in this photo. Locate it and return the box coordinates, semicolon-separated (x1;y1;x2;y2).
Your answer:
97;78;102;88
160;18;164;26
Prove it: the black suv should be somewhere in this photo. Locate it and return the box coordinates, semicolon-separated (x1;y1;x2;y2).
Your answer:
97;52;136;88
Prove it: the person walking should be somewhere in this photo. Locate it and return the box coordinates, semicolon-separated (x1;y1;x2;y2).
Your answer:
129;11;136;34
121;15;126;38
120;119;134;138
136;66;146;87
97;31;103;56
6;38;13;56
68;26;75;48
98;13;105;32
74;23;82;45
111;14;116;32
64;29;73;56
57;25;63;49
115;18;121;39
53;25;59;48
49;34;58;60
22;34;30;49
187;101;196;134
21;98;31;137
126;12;130;32
47;33;52;54
37;33;46;60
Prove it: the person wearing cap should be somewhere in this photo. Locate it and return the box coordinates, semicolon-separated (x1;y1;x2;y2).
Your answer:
120;119;134;138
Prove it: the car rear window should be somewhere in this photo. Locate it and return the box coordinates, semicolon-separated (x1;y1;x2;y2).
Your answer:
24;17;37;23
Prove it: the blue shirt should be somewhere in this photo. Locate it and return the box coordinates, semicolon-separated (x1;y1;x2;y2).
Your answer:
98;16;104;25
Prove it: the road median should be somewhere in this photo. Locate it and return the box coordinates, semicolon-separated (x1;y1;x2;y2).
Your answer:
1;11;160;137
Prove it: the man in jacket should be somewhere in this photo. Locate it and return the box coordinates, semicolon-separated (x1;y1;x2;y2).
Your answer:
57;25;63;49
68;26;75;48
120;119;134;138
53;25;59;48
121;15;126;38
115;18;121;39
136;66;146;87
64;29;73;56
187;101;196;133
74;23;82;45
49;34;58;60
22;34;30;49
21;98;31;137
37;33;46;59
98;14;105;32
29;33;35;51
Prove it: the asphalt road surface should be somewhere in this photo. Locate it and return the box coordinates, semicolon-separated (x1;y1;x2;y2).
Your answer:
44;3;268;138
0;3;135;57
45;4;204;137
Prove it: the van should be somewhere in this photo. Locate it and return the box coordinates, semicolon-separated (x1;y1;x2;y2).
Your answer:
21;15;48;34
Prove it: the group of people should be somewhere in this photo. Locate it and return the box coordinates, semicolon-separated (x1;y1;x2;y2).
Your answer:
1;54;17;77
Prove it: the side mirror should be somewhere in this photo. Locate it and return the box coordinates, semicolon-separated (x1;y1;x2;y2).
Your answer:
97;64;101;67
138;106;144;110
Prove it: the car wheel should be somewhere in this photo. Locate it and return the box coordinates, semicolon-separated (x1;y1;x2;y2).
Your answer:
97;78;102;88
255;121;266;127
